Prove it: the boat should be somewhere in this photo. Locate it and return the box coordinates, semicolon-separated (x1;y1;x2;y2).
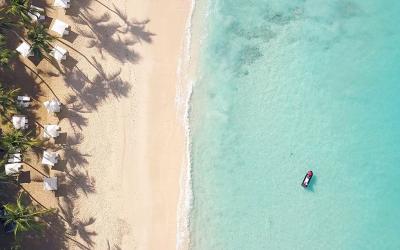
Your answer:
301;170;313;188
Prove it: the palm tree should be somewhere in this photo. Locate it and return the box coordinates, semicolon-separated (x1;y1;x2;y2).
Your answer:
0;86;20;117
27;24;53;59
0;192;54;237
0;129;42;154
0;34;16;70
3;0;31;24
0;15;17;31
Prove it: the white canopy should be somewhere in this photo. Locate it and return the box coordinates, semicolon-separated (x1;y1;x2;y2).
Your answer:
44;99;61;113
42;151;58;166
53;0;70;8
5;163;22;175
50;45;67;61
8;153;22;163
44;125;60;138
16;42;32;57
12;115;28;130
50;19;69;37
44;177;58;191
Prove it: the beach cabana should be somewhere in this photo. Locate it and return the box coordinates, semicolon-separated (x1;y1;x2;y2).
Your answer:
43;177;58;191
43;99;61;113
42;151;59;166
50;19;69;37
28;5;45;22
53;0;70;9
8;153;22;163
16;42;32;57
5;163;22;176
12;115;28;130
50;45;67;61
16;96;31;108
43;125;60;138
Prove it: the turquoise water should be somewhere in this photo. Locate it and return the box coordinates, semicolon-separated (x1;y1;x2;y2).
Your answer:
189;0;400;249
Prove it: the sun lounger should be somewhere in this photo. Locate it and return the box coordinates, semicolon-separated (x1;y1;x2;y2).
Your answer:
28;5;45;22
42;151;59;166
50;45;67;61
8;153;22;163
16;96;31;108
16;42;33;57
12;115;28;130
53;0;70;8
43;99;61;113
5;163;22;175
44;177;58;191
43;125;60;138
50;19;69;37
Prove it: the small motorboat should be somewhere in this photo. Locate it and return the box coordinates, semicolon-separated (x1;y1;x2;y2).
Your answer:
301;170;313;188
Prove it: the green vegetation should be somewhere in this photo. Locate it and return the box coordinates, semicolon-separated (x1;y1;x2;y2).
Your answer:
0;0;62;244
0;192;54;237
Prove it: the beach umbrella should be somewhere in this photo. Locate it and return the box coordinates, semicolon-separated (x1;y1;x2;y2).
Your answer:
43;177;57;191
43;99;61;113
43;125;60;138
42;151;58;166
12;115;28;130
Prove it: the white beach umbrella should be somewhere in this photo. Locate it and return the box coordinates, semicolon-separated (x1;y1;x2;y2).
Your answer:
53;0;70;8
5;163;22;175
16;42;32;57
50;45;67;62
12;115;28;130
43;99;61;113
42;151;59;166
50;19;69;37
44;177;58;191
44;125;60;138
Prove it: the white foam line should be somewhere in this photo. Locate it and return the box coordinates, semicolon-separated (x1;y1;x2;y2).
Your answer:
176;0;196;249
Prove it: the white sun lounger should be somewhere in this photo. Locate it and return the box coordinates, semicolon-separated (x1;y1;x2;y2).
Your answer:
16;42;33;57
50;45;67;61
16;96;31;108
5;163;22;175
42;151;59;166
8;153;22;163
43;125;60;138
12;115;28;130
44;177;58;191
53;0;70;9
50;19;69;37
28;5;45;22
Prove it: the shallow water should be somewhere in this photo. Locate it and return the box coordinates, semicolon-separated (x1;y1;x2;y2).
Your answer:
190;0;400;249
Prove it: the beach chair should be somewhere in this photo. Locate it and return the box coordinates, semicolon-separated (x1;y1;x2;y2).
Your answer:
8;153;22;163
28;5;45;22
44;177;58;191
16;96;31;108
50;45;68;62
12;115;28;130
53;0;70;9
42;151;59;167
50;19;69;37
16;42;33;57
5;163;22;176
43;125;60;138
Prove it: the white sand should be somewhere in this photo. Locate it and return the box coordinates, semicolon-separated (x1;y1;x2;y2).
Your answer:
15;0;194;249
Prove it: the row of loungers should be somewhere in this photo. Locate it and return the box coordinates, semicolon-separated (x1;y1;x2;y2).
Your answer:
5;97;62;191
15;0;72;61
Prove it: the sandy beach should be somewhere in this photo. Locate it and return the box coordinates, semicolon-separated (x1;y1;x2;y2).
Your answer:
70;0;191;249
2;0;191;249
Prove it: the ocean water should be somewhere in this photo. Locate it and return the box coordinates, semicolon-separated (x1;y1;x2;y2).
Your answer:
189;0;400;249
